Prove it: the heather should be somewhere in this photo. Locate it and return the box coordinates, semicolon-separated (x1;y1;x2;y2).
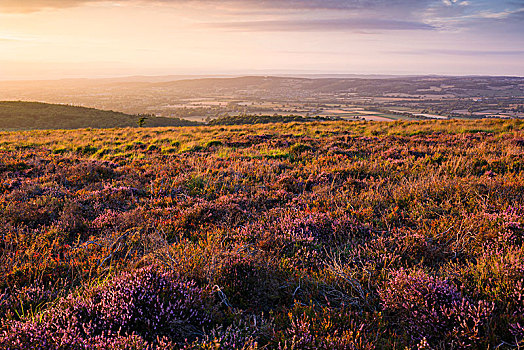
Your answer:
1;119;524;349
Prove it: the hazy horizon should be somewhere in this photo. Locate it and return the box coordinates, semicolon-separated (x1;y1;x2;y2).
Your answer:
2;72;524;83
1;0;523;80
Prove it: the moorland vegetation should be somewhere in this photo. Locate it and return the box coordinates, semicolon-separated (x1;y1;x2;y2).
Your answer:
1;119;524;349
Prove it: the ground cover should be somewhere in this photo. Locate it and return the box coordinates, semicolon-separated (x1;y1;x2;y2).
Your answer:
1;119;524;349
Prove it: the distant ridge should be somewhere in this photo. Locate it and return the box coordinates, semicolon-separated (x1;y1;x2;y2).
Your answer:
0;101;199;130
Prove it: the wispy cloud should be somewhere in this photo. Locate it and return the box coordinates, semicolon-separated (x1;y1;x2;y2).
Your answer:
455;7;524;19
0;0;434;12
441;0;469;6
0;34;39;42
388;49;524;56
1;0;522;14
205;18;435;32
1;0;522;36
0;0;92;13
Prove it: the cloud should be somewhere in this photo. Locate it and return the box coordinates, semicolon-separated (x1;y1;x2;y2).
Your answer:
442;0;469;6
0;0;435;13
201;0;433;10
388;49;524;56
205;18;435;32
1;0;521;35
0;34;39;42
0;0;95;13
1;0;522;13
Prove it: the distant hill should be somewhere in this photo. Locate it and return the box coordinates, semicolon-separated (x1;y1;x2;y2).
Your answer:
0;101;200;130
146;75;524;98
208;114;339;125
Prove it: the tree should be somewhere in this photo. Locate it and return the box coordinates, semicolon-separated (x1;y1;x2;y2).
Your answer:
137;116;147;127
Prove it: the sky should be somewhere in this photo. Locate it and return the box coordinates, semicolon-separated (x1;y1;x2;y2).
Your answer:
0;0;523;79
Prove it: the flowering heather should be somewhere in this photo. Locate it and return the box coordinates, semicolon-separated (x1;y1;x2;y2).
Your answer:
380;269;493;348
0;266;210;349
1;119;524;348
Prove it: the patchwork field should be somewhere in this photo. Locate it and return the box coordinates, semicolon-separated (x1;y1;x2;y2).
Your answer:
1;119;524;349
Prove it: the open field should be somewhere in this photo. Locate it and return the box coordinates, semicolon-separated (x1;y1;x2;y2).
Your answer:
1;119;524;348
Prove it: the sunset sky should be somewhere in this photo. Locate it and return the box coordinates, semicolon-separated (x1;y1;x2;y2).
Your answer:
0;0;523;79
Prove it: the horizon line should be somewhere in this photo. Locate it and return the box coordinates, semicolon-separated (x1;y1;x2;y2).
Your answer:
1;72;523;83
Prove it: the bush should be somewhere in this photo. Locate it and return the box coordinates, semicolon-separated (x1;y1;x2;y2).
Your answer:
380;269;494;348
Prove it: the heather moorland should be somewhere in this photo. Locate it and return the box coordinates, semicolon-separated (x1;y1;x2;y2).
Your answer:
1;119;524;349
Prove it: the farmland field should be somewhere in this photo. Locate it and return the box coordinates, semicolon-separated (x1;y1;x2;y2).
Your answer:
1;119;524;349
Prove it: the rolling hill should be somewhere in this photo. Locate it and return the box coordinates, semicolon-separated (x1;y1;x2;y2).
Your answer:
0;101;199;130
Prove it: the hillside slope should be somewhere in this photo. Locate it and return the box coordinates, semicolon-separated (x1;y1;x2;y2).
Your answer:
0;101;199;130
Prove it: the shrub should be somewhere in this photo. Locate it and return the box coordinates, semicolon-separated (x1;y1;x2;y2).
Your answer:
289;143;313;156
380;269;494;348
204;140;223;149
